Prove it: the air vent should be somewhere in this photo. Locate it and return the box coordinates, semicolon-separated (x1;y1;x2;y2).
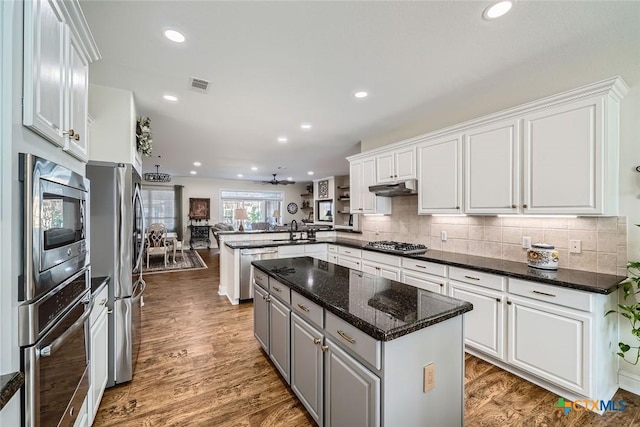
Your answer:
189;77;210;93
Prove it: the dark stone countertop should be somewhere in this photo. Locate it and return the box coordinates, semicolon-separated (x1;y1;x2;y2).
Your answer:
252;257;473;342
91;276;110;294
0;371;24;411
231;237;625;294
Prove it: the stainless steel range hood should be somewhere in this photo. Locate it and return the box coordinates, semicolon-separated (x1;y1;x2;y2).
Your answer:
369;179;418;196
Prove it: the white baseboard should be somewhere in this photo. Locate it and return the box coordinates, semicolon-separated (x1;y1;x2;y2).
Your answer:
618;369;640;396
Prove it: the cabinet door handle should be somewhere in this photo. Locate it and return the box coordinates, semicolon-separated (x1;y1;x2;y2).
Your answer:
337;330;356;344
265;296;271;302
455;206;460;210
523;204;528;209
511;204;517;209
496;298;501;302
73;133;80;141
464;275;481;281
63;129;75;137
440;283;444;287
532;290;556;298
389;175;393;178
313;338;321;345
321;345;328;352
297;303;310;312
507;301;512;305
99;298;107;306
272;286;281;292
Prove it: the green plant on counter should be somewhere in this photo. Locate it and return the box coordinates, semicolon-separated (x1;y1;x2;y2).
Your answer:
605;224;640;365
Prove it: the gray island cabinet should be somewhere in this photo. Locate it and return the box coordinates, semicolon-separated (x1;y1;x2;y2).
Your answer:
252;257;473;427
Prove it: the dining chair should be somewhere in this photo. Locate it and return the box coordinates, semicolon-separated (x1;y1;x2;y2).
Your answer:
146;223;168;268
172;226;186;262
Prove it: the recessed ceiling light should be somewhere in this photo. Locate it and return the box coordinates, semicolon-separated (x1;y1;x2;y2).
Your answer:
190;170;197;175
287;177;293;181
193;161;201;167
251;166;258;171
164;29;185;43
277;137;288;143
307;171;314;175
354;91;368;98
163;94;178;102
237;174;244;178
482;0;514;20
300;123;312;130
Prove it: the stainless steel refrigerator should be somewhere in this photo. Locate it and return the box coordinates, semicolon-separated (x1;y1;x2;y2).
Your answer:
87;162;146;387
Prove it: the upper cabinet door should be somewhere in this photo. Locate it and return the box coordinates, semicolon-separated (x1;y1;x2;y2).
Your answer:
63;34;89;161
361;157;378;213
417;134;462;214
23;0;67;147
375;152;395;183
394;146;416;181
349;160;364;213
464;120;520;214
523;97;605;215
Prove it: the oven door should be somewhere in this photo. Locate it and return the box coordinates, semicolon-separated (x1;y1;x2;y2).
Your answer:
22;292;91;427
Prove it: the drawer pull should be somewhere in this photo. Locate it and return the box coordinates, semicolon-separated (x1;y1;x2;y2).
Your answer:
321;345;328;352
297;303;310;312
266;296;271;302
415;264;427;269
273;286;281;292
337;330;356;344
532;290;556;298
344;251;351;254
99;298;107;306
506;301;512;305
313;338;321;345
464;275;481;281
496;298;501;302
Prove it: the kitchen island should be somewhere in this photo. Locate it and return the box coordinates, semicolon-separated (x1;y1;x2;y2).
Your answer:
252;256;472;427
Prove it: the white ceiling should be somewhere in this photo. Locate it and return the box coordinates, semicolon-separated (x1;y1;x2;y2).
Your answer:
81;0;640;183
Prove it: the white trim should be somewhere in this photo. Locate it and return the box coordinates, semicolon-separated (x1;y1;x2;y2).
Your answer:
348;76;629;161
618;369;640;396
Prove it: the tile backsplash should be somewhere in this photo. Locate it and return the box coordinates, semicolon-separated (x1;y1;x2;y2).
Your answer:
358;196;627;276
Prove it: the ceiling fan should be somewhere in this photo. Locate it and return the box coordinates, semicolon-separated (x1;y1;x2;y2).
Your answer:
258;174;296;185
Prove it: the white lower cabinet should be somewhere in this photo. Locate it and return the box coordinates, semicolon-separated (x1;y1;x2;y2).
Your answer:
361;251;401;281
449;280;505;360
325;338;380;427
88;286;109;425
269;297;291;383
291;313;324;425
400;270;447;294
507;294;592;396
253;283;270;352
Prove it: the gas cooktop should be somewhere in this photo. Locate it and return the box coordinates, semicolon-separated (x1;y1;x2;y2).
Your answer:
365;241;428;255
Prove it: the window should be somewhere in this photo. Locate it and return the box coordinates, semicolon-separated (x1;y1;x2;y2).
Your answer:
220;190;283;229
142;187;177;232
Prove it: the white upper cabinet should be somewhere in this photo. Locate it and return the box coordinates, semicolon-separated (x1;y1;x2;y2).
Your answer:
522;96;615;215
349;156;391;215
375;146;416;183
23;0;100;160
417;134;463;214
464;119;520;214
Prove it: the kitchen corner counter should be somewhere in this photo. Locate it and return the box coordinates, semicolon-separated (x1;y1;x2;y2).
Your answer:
91;275;110;294
0;371;24;411
252;257;473;341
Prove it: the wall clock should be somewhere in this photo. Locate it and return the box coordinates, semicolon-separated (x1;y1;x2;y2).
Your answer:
318;180;329;198
287;202;298;214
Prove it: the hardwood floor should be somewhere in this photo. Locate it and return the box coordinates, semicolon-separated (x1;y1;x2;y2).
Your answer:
95;249;640;426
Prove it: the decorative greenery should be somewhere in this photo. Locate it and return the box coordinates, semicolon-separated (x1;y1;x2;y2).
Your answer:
136;116;153;156
605;224;640;364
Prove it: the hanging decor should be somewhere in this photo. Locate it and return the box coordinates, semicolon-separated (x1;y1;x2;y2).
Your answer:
136;116;153;156
144;164;171;183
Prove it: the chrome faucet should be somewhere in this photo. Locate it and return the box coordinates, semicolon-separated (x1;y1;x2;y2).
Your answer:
290;220;298;240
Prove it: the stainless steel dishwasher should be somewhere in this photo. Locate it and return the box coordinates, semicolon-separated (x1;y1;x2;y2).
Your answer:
240;247;278;300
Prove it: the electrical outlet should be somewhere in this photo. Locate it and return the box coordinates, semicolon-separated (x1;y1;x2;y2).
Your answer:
522;236;532;249
423;363;435;393
441;231;448;242
570;240;582;254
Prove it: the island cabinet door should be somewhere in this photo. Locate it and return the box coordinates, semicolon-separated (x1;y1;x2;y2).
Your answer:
269;297;290;384
253;283;270;353
325;338;380;427
291;313;324;425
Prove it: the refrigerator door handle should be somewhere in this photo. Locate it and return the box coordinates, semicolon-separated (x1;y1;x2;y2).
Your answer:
133;185;146;273
132;278;146;303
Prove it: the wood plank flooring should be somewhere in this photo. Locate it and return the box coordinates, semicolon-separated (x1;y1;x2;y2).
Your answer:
95;249;640;426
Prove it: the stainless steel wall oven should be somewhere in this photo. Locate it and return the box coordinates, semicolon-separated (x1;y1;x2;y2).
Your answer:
19;153;90;303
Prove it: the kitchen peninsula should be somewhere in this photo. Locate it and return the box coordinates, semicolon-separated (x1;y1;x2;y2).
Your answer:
252;256;473;427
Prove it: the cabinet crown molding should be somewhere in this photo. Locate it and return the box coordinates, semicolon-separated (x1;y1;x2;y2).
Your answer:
57;0;101;62
348;76;629;161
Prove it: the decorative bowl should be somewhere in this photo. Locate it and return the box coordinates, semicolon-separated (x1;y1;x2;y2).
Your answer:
527;243;559;270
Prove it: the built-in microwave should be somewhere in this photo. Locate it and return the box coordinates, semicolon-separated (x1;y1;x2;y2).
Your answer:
19;154;90;302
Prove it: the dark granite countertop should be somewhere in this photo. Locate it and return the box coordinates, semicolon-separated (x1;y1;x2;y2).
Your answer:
252;257;472;341
91;276;110;294
0;371;24;411
231;237;625;294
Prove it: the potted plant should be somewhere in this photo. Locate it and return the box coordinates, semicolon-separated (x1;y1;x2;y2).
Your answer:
606;224;640;364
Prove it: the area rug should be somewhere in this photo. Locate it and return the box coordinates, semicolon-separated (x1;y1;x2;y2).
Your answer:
142;250;208;275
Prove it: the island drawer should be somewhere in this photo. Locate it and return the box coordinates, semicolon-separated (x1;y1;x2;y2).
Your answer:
269;279;291;304
328;245;338;254
401;258;447;277
325;311;381;370
253;268;269;288
338;246;362;258
362;250;401;267
449;266;505;291
292;291;323;327
90;285;109;325
509;278;592;312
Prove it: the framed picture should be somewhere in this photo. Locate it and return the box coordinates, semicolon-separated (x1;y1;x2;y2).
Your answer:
189;198;210;220
318;179;329;198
